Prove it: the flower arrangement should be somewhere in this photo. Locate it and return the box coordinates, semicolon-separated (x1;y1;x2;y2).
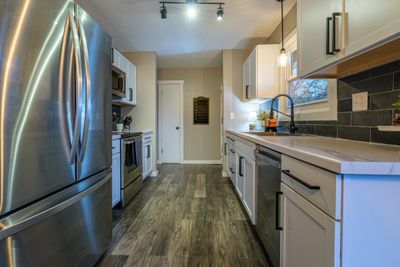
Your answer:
257;111;268;121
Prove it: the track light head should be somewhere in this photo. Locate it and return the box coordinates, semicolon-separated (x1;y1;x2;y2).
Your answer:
160;4;167;19
217;5;224;21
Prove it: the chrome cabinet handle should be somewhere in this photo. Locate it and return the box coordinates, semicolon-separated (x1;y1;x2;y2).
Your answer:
282;170;320;190
78;17;91;162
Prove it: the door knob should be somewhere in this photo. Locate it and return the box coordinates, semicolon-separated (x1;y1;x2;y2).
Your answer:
176;126;180;130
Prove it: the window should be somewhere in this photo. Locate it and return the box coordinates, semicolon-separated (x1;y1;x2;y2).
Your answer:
279;29;337;121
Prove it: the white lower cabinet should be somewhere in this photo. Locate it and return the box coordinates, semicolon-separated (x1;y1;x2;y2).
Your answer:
280;183;341;267
242;154;256;222
235;154;244;199
112;149;121;208
227;142;237;186
142;133;153;179
226;134;256;224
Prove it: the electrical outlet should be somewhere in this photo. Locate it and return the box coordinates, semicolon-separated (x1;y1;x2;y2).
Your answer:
230;112;235;120
352;92;368;111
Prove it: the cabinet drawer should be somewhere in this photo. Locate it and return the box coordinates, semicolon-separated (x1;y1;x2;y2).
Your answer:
281;155;342;220
226;133;256;160
112;139;120;155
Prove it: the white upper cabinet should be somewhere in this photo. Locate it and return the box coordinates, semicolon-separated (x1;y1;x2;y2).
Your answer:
242;44;280;101
297;0;400;77
297;0;344;77
112;48;137;106
345;0;400;56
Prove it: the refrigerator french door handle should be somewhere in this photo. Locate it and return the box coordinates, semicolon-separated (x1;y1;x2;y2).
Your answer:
59;13;73;159
78;18;91;162
69;12;84;164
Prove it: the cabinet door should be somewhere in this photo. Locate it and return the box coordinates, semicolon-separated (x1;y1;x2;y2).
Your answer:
248;50;257;100
345;0;400;56
112;48;120;68
142;144;147;178
236;154;245;199
243;57;250;101
122;62;137;106
112;153;121;207
147;143;153;176
297;0;342;77
243;155;256;224
228;144;237;186
281;183;341;267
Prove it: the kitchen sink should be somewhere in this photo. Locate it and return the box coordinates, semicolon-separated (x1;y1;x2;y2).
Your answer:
244;132;306;137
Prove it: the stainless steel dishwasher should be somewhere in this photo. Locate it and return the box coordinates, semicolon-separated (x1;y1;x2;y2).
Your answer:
255;145;282;267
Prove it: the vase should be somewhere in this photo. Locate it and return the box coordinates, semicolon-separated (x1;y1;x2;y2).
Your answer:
261;120;267;127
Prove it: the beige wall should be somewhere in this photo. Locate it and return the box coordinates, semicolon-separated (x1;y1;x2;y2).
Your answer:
123;52;158;171
266;4;297;44
158;67;222;161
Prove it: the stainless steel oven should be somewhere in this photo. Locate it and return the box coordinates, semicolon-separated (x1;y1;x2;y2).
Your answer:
112;65;126;98
121;133;143;207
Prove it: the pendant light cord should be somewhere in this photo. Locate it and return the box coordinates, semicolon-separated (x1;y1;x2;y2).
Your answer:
280;0;284;51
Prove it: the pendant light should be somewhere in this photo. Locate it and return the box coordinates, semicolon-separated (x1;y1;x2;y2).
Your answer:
277;0;289;68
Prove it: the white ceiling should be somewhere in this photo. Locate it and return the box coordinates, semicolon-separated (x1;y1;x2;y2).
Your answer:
78;0;296;68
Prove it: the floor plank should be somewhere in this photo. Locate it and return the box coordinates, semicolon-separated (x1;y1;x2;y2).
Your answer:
96;164;269;267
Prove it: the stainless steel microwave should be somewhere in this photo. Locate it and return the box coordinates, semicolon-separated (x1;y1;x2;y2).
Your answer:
112;66;126;98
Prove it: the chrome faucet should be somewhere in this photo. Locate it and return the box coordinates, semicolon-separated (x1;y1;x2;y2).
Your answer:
269;94;298;134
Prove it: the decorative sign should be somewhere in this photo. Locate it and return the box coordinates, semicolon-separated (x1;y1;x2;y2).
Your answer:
193;97;209;124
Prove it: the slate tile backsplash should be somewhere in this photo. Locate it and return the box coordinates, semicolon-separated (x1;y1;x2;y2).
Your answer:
278;60;400;145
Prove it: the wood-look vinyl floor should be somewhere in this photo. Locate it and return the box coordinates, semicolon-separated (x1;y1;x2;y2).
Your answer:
96;164;269;267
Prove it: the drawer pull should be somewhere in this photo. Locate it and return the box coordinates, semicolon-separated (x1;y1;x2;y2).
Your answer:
230;149;236;154
282;170;320;190
229;168;236;174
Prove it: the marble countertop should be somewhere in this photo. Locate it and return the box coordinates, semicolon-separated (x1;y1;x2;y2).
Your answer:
226;130;400;175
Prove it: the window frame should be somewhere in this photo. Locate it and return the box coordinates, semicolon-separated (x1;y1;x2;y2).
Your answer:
278;29;337;121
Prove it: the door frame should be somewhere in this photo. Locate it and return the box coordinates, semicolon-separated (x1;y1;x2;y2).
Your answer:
157;80;184;164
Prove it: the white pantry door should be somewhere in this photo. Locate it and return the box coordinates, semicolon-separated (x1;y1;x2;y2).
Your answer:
158;81;183;163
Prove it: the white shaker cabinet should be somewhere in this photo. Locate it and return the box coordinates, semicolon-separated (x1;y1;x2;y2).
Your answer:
242;153;256;222
112;139;121;208
226;133;256;224
297;0;344;77
280;183;341;267
242;44;280;101
345;0;400;56
112;48;137;106
297;0;400;77
142;132;153;179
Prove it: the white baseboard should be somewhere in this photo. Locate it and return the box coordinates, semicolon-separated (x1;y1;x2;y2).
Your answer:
182;160;222;165
221;171;229;177
150;170;159;177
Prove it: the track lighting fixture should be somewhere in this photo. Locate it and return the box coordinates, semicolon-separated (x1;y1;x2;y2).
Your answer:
160;3;167;19
217;5;224;21
159;1;225;20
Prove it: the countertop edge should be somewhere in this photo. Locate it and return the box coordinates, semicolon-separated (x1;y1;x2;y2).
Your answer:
226;130;400;176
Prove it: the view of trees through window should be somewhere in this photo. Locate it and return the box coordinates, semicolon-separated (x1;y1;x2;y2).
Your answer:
288;79;328;105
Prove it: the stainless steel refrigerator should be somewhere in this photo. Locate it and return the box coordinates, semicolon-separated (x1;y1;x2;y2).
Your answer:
0;1;112;266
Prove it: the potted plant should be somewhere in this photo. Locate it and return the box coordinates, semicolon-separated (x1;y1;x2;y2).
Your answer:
392;97;400;126
257;111;268;127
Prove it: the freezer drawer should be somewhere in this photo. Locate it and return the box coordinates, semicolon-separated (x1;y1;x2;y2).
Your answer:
0;173;112;267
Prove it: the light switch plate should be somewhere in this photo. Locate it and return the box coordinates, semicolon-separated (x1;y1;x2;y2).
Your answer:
352;92;368;111
230;112;235;120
